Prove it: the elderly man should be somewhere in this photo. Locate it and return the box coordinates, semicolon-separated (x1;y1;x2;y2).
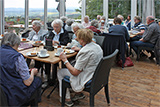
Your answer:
130;16;160;59
28;20;48;41
48;19;70;45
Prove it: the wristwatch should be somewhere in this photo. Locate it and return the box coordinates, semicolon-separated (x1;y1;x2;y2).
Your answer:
64;60;69;65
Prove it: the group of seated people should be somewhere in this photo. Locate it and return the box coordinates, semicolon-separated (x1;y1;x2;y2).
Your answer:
0;14;159;107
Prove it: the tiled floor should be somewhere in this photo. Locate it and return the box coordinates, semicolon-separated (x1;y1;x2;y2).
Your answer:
34;54;159;107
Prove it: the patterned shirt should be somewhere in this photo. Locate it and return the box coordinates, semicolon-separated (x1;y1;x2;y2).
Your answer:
132;22;146;31
28;29;48;41
15;55;30;80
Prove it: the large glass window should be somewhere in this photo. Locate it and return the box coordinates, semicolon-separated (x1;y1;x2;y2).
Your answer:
4;0;25;33
108;0;131;19
155;0;160;19
47;0;59;22
86;0;103;20
29;0;44;25
66;0;81;19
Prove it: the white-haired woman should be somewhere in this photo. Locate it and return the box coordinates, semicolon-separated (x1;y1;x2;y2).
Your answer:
66;22;84;51
0;33;41;106
28;20;48;41
82;15;91;28
48;19;70;45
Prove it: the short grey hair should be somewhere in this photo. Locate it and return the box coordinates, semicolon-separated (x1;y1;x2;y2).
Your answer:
60;16;68;22
101;16;106;20
32;20;42;28
51;19;63;27
91;20;99;27
117;14;124;20
66;19;75;26
1;33;20;47
71;22;84;31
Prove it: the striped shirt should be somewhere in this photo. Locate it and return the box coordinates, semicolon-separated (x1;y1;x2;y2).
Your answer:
132;22;146;31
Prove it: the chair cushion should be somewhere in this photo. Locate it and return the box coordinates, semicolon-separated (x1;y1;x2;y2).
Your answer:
64;76;92;88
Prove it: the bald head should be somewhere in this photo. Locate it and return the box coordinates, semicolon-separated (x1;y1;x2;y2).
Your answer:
146;16;155;25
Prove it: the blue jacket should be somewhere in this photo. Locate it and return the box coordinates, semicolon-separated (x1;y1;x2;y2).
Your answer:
0;45;41;106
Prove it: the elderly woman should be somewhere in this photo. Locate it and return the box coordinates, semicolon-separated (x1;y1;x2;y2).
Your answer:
82;15;91;28
66;22;84;51
87;20;101;34
57;29;103;106
28;20;48;41
0;33;41;106
48;19;70;45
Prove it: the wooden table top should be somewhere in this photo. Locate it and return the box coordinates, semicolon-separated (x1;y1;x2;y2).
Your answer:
19;46;77;64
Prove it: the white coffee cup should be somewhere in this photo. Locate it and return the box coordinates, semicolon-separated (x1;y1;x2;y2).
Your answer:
57;48;63;55
40;49;47;56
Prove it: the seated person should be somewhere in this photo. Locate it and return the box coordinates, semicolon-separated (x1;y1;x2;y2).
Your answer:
0;33;41;106
65;18;75;32
130;16;160;59
60;16;68;30
67;22;96;52
124;15;131;30
82;15;91;28
28;20;48;41
27;20;48;72
87;20;101;34
130;16;146;41
117;14;125;26
109;17;130;47
57;29;103;106
66;22;84;51
97;15;101;23
48;19;71;45
99;16;107;30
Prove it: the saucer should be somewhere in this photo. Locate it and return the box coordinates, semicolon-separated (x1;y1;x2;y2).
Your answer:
26;52;37;57
55;53;60;57
38;53;49;58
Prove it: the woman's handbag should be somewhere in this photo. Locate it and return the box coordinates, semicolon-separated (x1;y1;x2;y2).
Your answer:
117;57;134;67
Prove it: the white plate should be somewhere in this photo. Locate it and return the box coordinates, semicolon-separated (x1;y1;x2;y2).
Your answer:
33;41;44;45
38;53;49;58
54;45;65;49
64;49;75;54
26;52;37;57
55;53;60;57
